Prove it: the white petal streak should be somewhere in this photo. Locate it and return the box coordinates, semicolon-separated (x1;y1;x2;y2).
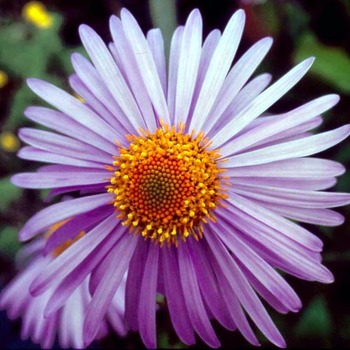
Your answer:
190;10;245;130
231;184;350;209
174;9;202;125
226;192;323;251
225;124;350;167
120;9;170;124
204;37;273;134
79;25;146;129
221;94;339;156
211;58;314;147
224;157;345;177
147;29;167;94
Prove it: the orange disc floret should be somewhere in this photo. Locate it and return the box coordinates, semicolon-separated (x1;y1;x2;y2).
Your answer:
108;124;227;245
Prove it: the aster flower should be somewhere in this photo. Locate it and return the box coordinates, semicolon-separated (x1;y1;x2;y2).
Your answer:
10;7;350;349
0;227;127;348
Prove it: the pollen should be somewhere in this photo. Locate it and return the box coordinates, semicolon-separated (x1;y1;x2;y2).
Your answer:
108;124;227;246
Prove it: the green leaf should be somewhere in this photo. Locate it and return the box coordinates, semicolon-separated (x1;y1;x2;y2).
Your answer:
0;226;21;256
0;177;22;213
294;32;350;93
294;295;332;338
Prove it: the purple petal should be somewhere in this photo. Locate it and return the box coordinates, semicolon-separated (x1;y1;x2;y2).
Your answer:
178;241;221;348
44;223;126;316
189;10;245;131
68;73;131;138
161;246;196;345
27;78;118;146
167;26;184;123
174;9;202;125
224;124;350;167
224;157;345;178
30;213;118;295
226;192;323;251
18;146;107;169
78;24;147;131
211;58;314;147
217;204;334;283
203;37;273;134
109;16;157;131
210;255;260;345
187;239;236;330
221;94;339;156
231;185;350;209
17;193;112;241
230;176;336;191
205;231;286;348
213;220;302;312
12;170;109;189
83;233;137;346
147;28;167;94
44;205;113;255
138;243;159;348
257;201;345;227
120;9;170;124
24;106;116;154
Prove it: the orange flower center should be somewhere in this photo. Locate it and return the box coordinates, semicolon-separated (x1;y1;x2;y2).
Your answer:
108;124;226;245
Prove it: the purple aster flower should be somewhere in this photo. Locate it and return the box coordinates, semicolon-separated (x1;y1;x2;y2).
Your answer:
0;228;127;348
10;7;350;349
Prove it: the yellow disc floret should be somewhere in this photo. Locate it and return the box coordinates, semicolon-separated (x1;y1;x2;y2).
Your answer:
108;124;227;246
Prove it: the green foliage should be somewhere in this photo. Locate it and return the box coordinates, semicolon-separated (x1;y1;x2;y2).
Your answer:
294;32;350;93
294;296;333;338
0;176;22;213
0;13;81;130
0;226;21;257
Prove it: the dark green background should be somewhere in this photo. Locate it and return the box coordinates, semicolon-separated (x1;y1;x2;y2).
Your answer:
0;0;349;348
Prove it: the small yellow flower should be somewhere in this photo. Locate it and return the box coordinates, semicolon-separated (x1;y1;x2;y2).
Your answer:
0;131;20;152
0;71;8;88
22;1;53;28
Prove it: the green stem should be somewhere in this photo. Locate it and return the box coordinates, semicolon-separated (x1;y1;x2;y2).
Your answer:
149;0;177;58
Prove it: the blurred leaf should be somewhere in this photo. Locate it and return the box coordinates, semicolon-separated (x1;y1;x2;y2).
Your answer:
0;226;21;256
4;83;32;129
0;14;63;79
0;177;22;213
294;32;350;93
294;295;332;338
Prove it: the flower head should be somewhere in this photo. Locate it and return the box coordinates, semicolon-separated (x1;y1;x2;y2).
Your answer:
10;7;350;348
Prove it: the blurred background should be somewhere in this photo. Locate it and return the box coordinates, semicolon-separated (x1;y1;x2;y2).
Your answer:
0;0;349;348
